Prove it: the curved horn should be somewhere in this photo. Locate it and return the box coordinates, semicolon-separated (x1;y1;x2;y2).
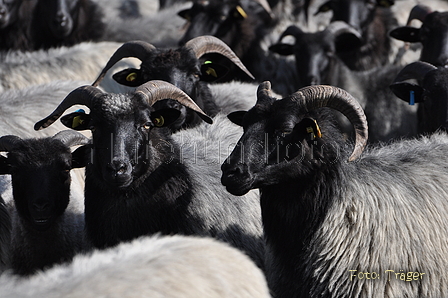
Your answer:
135;80;213;124
288;84;368;162
326;20;362;40
256;81;275;106
52;130;90;147
91;41;156;87
184;35;255;80
0;135;23;152
393;61;437;83
34;86;104;131
406;4;432;25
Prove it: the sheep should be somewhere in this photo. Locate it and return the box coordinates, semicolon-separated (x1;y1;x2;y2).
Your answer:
28;0;105;50
0;0;35;51
0;130;90;276
0;234;271;298
312;0;397;71
389;60;448;134
0;195;11;275
389;4;448;68
91;35;255;132
0;41;140;93
269;21;418;142
176;0;302;96
221;81;448;298
33;80;265;270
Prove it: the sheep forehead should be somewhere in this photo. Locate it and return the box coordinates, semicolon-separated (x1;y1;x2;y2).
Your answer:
98;93;135;116
424;12;448;28
11;140;70;167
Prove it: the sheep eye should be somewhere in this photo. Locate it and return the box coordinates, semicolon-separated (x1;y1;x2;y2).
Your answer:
143;122;152;130
126;72;138;82
153;116;165;127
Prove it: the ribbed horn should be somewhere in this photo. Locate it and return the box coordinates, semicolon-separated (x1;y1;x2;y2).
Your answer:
91;41;156;87
184;35;255;80
326;20;362;40
52;130;90;147
288;84;368;162
135;80;213;124
256;81;274;105
0;135;23;152
406;4;432;25
393;61;437;83
34;86;104;131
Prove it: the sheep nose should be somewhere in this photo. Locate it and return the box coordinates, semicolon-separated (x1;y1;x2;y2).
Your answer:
107;159;128;175
33;201;49;212
55;14;68;26
221;162;246;178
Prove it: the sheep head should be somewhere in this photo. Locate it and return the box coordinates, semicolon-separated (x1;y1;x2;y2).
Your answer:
0;130;89;231
269;21;361;87
35;81;212;189
221;82;368;196
0;0;22;29
390;61;448;134
390;5;448;67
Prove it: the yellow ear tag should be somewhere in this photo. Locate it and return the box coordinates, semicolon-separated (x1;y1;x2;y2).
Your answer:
126;72;138;82
206;67;218;78
72;115;84;129
154;116;165;127
306;120;322;139
236;5;248;18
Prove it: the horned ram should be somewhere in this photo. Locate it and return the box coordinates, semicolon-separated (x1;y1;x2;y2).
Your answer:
34;80;265;270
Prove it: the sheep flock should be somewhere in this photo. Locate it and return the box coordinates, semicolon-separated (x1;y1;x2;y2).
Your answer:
1;0;448;298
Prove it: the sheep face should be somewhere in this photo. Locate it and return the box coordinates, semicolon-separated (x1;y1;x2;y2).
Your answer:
0;0;21;29
44;0;77;39
6;139;72;231
61;94;181;189
112;48;212;131
221;96;340;196
315;0;394;33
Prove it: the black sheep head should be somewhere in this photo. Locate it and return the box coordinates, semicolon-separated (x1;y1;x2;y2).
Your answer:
0;131;88;231
269;21;361;87
0;0;22;29
315;0;394;34
221;82;368;196
34;81;212;190
390;6;448;68
390;61;448;134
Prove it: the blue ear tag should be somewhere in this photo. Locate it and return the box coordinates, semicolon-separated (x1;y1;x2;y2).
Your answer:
75;109;86;113
409;90;415;105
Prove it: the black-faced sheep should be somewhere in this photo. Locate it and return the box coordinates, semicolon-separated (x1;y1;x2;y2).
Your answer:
0;234;271;298
390;60;448;134
91;36;255;132
29;0;105;50
0;0;35;51
34;80;265;269
0;130;90;276
221;81;448;298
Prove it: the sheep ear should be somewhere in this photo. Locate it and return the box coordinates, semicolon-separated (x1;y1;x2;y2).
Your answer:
151;108;182;128
227;111;247;126
389;82;425;104
71;145;90;169
200;61;230;82
60;111;91;131
112;68;146;87
0;155;11;174
269;43;294;56
389;27;421;43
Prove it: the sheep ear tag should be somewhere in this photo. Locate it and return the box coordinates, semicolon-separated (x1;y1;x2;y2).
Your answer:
60;109;91;131
389;82;424;104
112;68;144;87
300;118;322;140
200;61;229;82
234;5;248;19
151;108;181;128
